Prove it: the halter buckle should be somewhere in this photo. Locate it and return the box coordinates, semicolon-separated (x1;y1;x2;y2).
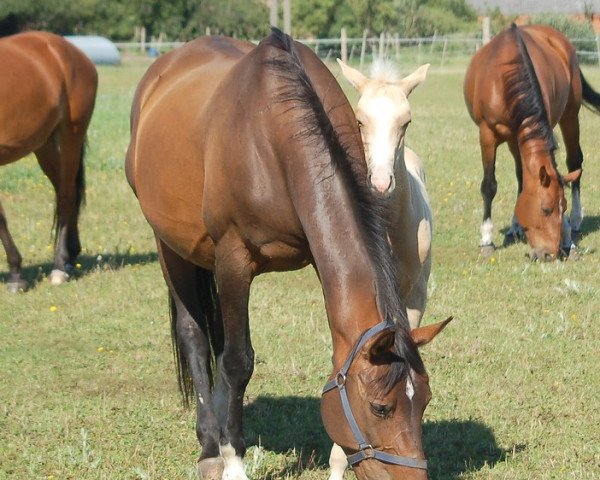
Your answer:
335;372;347;388
362;445;375;459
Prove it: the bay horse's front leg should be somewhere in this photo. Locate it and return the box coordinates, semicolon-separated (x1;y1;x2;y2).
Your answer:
504;140;525;246
0;200;28;292
212;237;255;480
479;125;498;256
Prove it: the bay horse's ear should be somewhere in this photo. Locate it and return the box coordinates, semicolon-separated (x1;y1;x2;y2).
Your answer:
337;58;369;93
562;168;582;185
411;316;453;347
539;165;552;188
400;64;430;96
368;329;396;363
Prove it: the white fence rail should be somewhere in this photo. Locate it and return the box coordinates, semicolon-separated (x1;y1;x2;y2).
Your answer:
114;35;600;67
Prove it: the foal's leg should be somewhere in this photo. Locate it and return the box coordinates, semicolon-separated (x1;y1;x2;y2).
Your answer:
328;443;347;480
478;125;498;255
156;240;224;478
35;130;85;284
212;236;255;480
558;110;584;234
0;201;28;292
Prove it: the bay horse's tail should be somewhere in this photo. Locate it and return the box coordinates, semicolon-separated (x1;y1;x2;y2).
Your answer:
169;267;223;406
579;68;600;115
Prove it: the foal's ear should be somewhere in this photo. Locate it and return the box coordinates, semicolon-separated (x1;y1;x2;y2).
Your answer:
411;316;453;347
400;64;430;96
337;59;369;93
562;168;582;185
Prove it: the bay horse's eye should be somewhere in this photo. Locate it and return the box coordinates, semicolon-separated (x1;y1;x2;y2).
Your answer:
369;402;393;418
542;206;553;216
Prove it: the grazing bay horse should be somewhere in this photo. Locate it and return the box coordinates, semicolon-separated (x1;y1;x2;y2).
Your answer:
0;31;97;291
126;29;450;480
337;59;432;330
464;23;600;260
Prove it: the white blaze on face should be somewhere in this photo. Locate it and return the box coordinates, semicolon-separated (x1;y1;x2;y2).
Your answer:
357;86;411;194
221;443;248;480
406;372;415;400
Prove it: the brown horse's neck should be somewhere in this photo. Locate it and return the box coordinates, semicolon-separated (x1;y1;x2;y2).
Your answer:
518;136;555;176
288;147;388;367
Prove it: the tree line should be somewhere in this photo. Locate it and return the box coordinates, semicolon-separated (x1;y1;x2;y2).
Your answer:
0;0;478;40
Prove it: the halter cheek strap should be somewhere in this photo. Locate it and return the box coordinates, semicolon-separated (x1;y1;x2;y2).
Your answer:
322;321;428;471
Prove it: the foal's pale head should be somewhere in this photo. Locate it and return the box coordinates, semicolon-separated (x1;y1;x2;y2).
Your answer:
338;60;429;194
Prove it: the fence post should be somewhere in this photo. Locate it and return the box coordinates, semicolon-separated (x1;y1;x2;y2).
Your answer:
341;28;347;63
360;29;368;70
441;39;448;66
270;0;278;28
379;32;385;60
482;16;491;44
140;26;146;53
283;0;291;34
597;36;600;66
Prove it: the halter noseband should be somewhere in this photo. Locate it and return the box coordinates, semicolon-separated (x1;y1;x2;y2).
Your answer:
322;321;428;471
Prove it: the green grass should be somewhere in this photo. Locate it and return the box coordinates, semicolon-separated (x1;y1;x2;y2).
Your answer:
1;53;599;479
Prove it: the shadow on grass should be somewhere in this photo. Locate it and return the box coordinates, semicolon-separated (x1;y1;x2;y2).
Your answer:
579;214;600;237
0;251;159;290
244;395;509;479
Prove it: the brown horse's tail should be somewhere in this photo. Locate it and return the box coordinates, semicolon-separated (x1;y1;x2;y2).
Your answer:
169;267;223;406
580;68;600;115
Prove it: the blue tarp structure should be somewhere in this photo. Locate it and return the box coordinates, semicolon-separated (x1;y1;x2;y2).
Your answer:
64;35;121;65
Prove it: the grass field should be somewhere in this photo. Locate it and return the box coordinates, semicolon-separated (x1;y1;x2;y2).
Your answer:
1;50;599;480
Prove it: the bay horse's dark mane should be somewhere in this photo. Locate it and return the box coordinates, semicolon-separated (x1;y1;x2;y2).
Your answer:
505;23;558;156
261;28;425;386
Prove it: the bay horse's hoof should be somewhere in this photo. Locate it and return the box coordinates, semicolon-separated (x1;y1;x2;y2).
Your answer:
49;269;70;285
480;243;495;257
6;279;28;293
197;457;224;480
567;246;580;261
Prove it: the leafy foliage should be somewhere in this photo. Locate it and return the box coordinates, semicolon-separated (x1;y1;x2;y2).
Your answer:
1;0;477;40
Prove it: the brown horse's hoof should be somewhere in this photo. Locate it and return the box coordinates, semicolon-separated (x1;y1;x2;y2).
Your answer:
197;457;224;480
6;279;28;293
49;269;70;286
480;244;496;257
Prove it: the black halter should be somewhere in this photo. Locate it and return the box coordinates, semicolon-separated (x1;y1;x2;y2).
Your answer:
322;321;428;471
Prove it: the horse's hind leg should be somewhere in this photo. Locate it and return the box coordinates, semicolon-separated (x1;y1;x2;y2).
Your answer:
478;124;499;255
0;201;28;292
212;235;255;480
156;239;225;479
559;110;584;234
35;130;85;285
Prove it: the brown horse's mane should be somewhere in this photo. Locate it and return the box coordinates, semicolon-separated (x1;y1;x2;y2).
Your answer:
262;28;425;385
504;24;559;160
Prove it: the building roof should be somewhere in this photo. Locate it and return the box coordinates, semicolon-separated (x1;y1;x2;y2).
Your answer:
468;0;600;15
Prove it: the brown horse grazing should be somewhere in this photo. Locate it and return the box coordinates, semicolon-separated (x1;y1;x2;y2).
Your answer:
126;29;450;480
464;23;600;260
0;31;97;291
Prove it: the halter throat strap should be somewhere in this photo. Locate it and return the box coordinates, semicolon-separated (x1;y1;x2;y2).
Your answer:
322;320;428;471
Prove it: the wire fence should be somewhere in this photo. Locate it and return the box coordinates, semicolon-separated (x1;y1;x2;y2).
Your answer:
114;34;600;68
